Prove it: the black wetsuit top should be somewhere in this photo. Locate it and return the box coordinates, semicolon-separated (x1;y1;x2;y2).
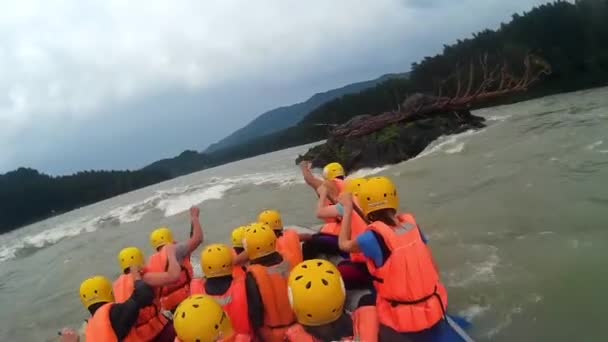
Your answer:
304;313;354;341
88;280;155;340
302;294;375;341
204;275;233;295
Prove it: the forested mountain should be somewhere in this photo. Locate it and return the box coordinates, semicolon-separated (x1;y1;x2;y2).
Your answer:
205;73;408;152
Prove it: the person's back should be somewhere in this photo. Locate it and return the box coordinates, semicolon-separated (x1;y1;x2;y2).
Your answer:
146;229;193;312
299;161;350;259
113;247;169;342
336;176;449;339
80;276;155;342
146;207;204;312
315;178;374;291
258;210;303;268
243;223;295;342
190;243;252;340
285;259;378;342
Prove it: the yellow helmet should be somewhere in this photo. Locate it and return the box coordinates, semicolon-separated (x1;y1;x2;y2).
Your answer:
258;210;283;231
173;295;234;342
288;259;346;326
201;244;233;278
117;247;145;273
359;176;399;217
79;276;114;309
150;227;174;250
322;162;345;180
231;226;247;248
345;177;367;198
243;223;277;260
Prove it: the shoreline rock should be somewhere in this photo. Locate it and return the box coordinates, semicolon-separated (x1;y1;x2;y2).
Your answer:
295;108;485;171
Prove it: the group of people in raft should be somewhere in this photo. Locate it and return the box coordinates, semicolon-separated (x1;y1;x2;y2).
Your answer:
60;161;456;342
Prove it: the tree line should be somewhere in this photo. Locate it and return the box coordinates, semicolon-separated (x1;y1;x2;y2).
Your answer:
0;168;170;233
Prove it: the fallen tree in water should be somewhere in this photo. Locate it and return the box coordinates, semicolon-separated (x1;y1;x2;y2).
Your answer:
296;53;551;170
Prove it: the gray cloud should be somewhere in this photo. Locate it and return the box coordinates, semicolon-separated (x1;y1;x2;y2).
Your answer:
0;0;552;174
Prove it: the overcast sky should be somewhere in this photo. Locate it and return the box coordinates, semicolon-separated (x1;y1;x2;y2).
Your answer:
0;0;552;175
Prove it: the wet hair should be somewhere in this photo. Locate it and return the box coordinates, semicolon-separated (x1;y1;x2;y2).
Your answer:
367;208;398;226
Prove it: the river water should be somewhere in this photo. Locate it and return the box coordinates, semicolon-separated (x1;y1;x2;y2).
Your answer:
1;87;607;341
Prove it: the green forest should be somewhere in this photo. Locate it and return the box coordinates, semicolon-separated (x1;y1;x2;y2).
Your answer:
2;0;607;233
0;168;170;233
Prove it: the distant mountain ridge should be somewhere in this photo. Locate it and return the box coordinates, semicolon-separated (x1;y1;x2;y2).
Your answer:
205;73;409;152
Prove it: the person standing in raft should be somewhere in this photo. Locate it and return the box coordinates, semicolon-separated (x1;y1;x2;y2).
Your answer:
112;246;181;342
242;223;296;342
173;295;235;342
316;177;374;291
285;259;379;342
146;206;204;313
299;161;348;259
69;275;157;342
337;177;457;340
189;243;253;341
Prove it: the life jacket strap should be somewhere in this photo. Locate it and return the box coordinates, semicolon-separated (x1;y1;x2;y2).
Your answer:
266;320;296;329
387;285;447;320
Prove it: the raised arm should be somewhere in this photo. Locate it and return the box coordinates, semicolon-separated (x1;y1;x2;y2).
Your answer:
300;161;323;191
187;206;203;253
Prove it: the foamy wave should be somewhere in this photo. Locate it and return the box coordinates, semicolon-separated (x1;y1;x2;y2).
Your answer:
158;184;233;217
445;142;465;154
459;304;490;321
221;169;301;187
414;129;478;160
347;166;389;178
0;217;98;263
486;114;512;122
447;244;500;288
585;140;603;150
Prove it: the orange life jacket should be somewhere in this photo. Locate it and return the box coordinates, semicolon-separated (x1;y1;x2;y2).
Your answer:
248;260;296;342
320;178;345;236
284;305;378;342
276;229;303;269
231;249;246;279
113;274;168;341
189;277;252;341
147;242;193;311
366;213;448;332
85;303;139;342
